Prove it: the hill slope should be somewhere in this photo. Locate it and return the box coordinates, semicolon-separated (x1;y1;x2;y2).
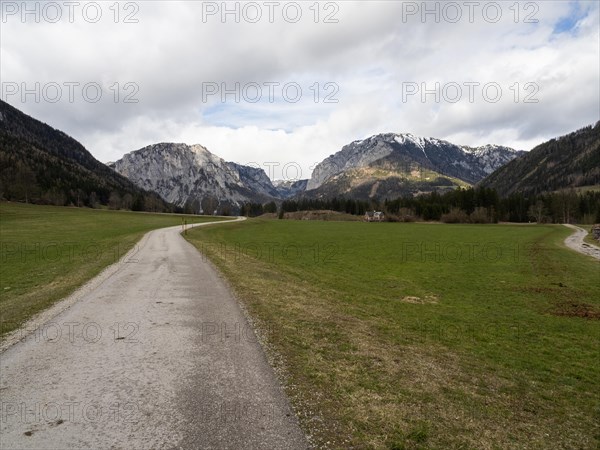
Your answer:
479;122;600;196
0;100;170;210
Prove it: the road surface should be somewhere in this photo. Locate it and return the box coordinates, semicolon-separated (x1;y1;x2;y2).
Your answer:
563;224;600;260
0;218;308;449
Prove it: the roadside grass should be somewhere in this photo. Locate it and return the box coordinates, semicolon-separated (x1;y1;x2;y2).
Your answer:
584;234;597;246
0;202;229;338
186;220;600;449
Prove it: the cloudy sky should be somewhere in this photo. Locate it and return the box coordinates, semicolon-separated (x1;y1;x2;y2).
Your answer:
1;0;599;180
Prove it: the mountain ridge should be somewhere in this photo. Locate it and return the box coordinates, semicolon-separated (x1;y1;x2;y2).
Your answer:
304;132;525;200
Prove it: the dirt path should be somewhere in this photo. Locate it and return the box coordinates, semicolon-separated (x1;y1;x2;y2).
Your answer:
563;224;600;260
0;218;308;449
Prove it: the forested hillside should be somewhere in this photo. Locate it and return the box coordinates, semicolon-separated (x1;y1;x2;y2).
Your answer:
0;100;171;211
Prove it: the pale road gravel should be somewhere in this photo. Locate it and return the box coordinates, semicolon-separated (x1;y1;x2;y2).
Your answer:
563;224;600;260
0;217;309;449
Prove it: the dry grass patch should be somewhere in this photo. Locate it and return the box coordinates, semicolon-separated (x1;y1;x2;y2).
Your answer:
400;295;439;304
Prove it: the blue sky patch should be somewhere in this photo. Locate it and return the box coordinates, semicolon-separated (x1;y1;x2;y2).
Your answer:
553;1;588;34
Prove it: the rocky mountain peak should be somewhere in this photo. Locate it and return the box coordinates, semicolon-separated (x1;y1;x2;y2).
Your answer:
110;142;276;209
306;132;523;191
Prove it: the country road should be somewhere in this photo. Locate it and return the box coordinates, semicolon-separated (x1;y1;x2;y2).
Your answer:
0;218;308;449
563;224;600;260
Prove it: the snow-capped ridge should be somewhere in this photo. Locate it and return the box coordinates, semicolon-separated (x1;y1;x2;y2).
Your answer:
307;132;523;190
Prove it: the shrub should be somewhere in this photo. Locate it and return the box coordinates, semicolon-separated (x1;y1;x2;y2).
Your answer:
398;207;416;222
441;207;469;223
469;207;490;224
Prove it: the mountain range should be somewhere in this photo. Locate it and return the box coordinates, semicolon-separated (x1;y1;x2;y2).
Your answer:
2;100;597;212
109;133;525;208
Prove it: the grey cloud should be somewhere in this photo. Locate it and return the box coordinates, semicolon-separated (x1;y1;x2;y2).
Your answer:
1;1;598;178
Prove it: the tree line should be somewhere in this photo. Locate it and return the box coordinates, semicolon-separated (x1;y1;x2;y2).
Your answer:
0;160;173;212
239;187;600;224
384;187;600;224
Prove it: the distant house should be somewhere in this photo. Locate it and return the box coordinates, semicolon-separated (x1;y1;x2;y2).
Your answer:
364;211;385;222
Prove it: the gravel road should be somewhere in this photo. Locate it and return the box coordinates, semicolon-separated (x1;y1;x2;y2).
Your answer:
563;224;600;260
0;218;308;449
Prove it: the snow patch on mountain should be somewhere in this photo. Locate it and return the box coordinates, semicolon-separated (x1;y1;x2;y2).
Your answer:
460;144;526;175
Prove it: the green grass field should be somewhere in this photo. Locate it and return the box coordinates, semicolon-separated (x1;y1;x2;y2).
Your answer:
0;202;229;338
186;220;600;449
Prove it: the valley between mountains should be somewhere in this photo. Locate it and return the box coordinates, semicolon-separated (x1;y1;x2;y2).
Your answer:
107;134;524;212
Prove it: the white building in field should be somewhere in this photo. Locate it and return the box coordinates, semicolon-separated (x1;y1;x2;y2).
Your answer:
364;211;384;222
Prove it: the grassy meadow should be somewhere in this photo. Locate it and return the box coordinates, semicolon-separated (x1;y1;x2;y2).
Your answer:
0;202;229;338
186;219;600;449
